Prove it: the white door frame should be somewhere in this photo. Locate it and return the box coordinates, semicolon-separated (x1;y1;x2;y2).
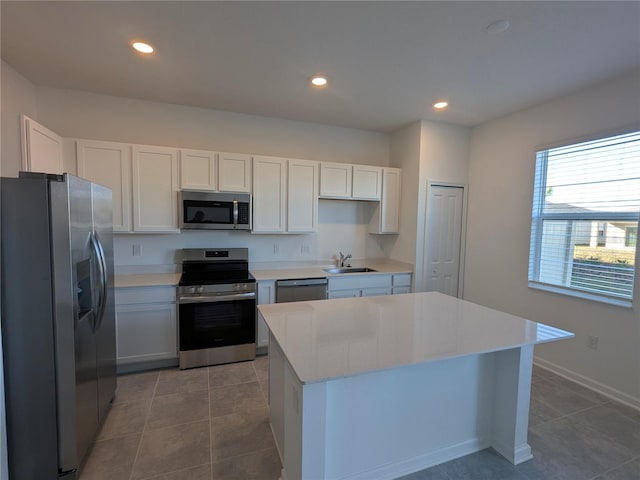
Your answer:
420;180;469;298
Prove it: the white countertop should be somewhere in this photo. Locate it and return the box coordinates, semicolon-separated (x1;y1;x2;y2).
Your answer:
250;260;412;281
258;291;574;384
113;260;412;287
114;273;181;288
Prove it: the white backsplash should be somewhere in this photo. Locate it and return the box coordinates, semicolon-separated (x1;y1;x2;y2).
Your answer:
114;200;397;269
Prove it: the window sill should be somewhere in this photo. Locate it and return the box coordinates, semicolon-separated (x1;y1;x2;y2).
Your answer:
528;282;633;309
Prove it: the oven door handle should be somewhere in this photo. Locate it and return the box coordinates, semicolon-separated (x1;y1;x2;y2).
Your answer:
179;292;256;304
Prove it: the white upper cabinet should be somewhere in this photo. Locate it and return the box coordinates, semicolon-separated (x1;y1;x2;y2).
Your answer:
252;156;286;233
21;115;63;174
218;152;252;193
180;149;216;191
132;146;179;233
369;167;401;234
76;140;132;232
320;162;352;198
252;157;319;234
352;165;382;200
287;159;319;233
320;162;382;201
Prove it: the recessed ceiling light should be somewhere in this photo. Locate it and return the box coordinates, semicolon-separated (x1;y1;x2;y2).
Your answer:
132;41;154;54
433;101;449;109
486;20;511;35
311;76;328;87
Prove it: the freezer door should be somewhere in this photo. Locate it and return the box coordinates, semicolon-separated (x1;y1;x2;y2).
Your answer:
91;182;117;423
1;176;60;479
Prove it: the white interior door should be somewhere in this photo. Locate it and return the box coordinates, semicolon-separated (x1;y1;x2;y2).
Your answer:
424;185;465;297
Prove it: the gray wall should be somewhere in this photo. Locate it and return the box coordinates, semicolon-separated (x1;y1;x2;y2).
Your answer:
464;71;640;405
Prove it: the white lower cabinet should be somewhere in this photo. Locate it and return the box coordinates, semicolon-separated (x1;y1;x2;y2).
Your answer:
257;281;276;348
115;286;177;371
328;275;392;298
392;273;412;294
327;289;361;299
328;273;412;298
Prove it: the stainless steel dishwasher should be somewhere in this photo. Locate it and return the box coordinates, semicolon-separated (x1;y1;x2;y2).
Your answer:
275;278;328;303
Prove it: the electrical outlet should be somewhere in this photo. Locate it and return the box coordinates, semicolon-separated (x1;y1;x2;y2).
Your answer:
132;244;141;257
587;335;599;350
273;244;279;255
301;244;310;254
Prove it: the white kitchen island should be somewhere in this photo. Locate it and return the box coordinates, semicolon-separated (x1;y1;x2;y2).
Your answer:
258;292;573;480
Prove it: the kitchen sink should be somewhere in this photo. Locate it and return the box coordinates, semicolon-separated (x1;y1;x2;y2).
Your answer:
323;267;378;274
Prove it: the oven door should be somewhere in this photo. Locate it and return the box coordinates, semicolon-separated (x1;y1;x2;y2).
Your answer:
179;293;256;351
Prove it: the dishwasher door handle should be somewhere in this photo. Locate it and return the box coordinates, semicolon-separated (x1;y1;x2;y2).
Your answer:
276;278;328;287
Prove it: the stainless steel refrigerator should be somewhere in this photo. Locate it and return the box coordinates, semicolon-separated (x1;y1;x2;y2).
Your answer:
1;172;117;479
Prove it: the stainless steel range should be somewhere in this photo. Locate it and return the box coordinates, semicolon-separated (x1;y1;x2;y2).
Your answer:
178;248;256;369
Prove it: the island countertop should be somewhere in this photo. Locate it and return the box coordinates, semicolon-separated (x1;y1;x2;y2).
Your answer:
258;291;574;384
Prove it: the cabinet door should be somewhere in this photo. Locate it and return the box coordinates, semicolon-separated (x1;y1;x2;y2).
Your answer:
380;168;401;233
352;165;382;200
180;149;216;191
392;286;411;294
218;153;252;192
21;115;63;174
115;303;177;365
77;140;132;232
361;287;391;297
132;146;179;232
369;167;401;234
257;281;276;348
288;159;319;233
252;156;286;233
327;289;361;299
320;162;352;198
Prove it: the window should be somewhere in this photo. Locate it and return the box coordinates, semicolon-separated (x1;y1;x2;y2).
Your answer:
626;226;638;248
528;130;640;304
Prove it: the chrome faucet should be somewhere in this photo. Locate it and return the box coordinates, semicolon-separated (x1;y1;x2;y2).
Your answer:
338;251;352;268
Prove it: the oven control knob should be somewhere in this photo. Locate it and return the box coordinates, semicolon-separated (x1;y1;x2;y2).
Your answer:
189;287;196;294
197;286;204;293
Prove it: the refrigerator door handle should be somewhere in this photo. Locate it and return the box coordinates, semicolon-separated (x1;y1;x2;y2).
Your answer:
90;231;108;331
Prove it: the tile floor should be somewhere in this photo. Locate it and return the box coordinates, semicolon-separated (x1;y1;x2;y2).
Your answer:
80;359;640;480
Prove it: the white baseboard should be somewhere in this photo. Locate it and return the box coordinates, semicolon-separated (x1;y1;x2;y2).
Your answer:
341;437;491;480
534;356;640;411
491;438;532;465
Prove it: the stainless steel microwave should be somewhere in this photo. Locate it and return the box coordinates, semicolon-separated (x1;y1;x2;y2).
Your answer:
179;191;251;230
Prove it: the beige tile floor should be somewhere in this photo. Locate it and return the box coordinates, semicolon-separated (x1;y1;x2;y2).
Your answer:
79;356;280;480
81;359;640;480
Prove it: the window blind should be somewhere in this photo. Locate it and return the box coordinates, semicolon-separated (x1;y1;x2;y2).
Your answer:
528;130;640;302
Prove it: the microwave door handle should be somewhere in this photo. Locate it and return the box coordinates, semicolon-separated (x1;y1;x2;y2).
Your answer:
233;200;239;229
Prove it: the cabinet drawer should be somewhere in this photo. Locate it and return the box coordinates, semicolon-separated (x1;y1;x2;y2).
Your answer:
328;289;361;299
328;274;391;291
392;286;411;295
361;287;391;297
116;286;176;305
392;274;411;287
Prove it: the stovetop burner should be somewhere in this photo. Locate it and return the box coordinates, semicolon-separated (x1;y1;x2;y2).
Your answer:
178;272;256;287
178;247;253;287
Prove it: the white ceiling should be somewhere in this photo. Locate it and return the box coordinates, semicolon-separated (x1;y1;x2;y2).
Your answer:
2;1;639;132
